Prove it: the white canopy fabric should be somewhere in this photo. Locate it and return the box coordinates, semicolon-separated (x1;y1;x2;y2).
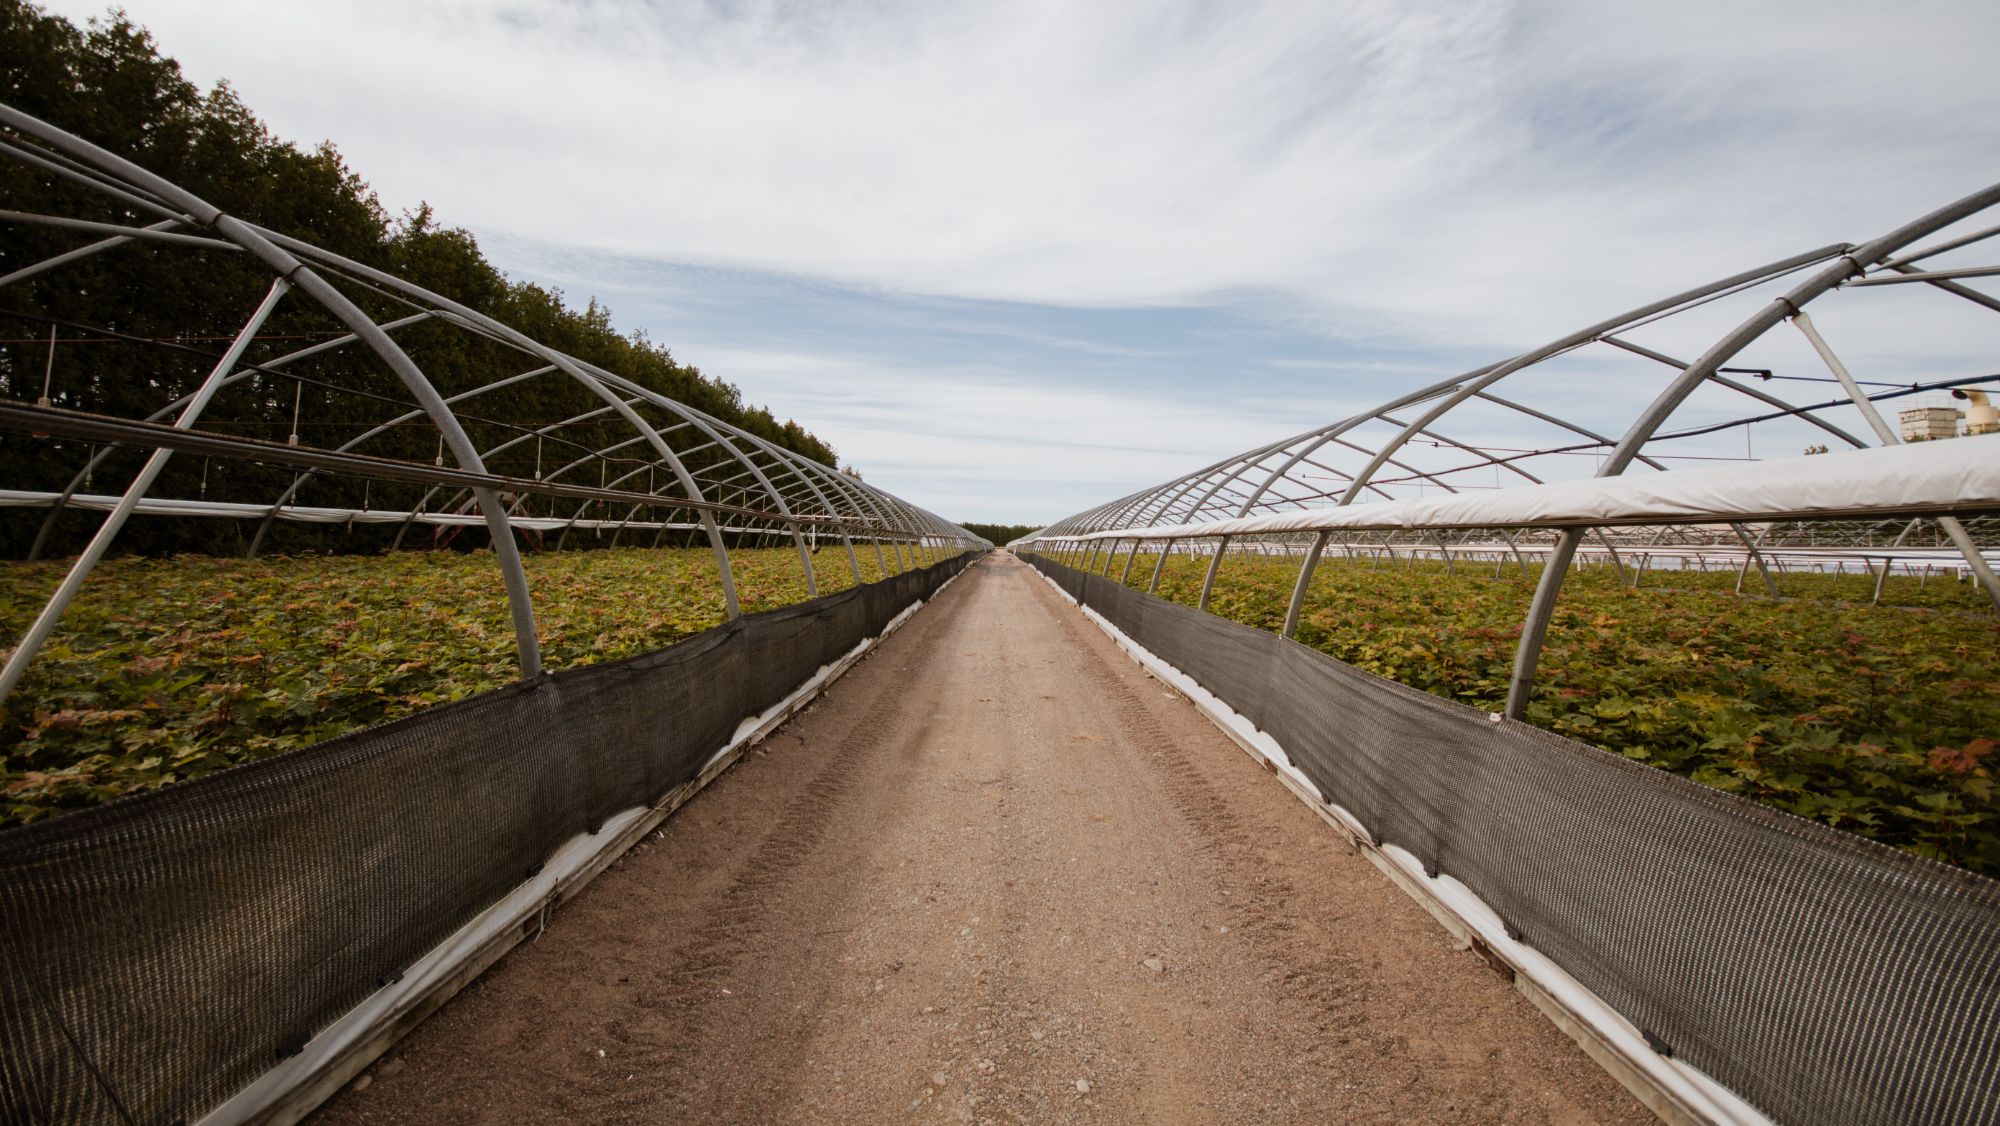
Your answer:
1021;437;2000;543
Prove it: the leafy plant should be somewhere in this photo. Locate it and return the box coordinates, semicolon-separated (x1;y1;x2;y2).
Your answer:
1080;548;2000;876
0;546;921;825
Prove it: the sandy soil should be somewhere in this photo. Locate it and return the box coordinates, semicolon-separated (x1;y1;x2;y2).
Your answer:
314;552;1649;1124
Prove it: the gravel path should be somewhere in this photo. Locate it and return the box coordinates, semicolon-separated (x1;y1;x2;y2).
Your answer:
314;552;1649;1124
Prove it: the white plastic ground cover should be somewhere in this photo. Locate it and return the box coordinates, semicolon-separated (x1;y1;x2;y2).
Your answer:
1025;438;2000;543
1025;561;1771;1126
195;564;968;1126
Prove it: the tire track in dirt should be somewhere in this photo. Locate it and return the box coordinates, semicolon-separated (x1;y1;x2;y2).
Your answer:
1027;575;1335;963
1018;572;1378;1087
1012;562;1648;1123
574;584;973;1120
1096;662;1371;1060
316;556;1650;1125
583;723;900;1118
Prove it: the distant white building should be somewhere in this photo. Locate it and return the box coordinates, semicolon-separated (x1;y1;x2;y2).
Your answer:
1898;405;1961;442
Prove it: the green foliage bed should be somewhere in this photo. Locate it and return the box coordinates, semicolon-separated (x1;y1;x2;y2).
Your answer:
1057;548;1999;876
0;546;922;826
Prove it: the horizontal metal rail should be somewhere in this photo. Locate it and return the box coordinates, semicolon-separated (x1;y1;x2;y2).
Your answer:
1027;498;2000;538
0;402;900;535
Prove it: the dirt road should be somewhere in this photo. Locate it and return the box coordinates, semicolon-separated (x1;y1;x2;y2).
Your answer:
315;552;1647;1124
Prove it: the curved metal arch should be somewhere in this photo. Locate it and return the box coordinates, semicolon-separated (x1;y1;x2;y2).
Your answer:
1039;392;1462;537
253;228;979;570
817;470;899;572
26;309;441;560
608;364;984;560
1177;409;1522;599
698;426;898;581
0;102;547;682
1177;390;1493;524
242;362;571;556
1037;242;1867;544
19;138;768;596
573;380;823;596
1501;182;2000;714
265;234;980;579
1021;178;2000;729
750;449;865;584
0;101;988;707
283;263;757;614
1329;246;1850;511
384;401;672;553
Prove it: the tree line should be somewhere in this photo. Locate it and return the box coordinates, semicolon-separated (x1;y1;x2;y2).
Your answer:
959;523;1041;546
0;1;842;557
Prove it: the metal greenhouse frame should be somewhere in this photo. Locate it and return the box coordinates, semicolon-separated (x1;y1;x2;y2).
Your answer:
1008;182;2000;1126
3;94;2000;1126
0;103;987;708
1020;179;2000;718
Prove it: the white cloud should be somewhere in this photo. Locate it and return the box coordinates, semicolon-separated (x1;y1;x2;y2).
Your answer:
36;0;2000;523
46;0;2000;350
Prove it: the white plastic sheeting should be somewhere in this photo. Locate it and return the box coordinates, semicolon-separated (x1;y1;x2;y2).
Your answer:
1024;438;2000;543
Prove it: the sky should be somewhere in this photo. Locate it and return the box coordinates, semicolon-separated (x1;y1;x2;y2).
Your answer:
42;0;2000;524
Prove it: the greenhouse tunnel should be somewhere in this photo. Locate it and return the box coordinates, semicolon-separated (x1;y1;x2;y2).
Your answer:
1;99;1997;1126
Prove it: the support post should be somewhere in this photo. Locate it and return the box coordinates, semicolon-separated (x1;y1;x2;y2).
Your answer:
1872;520;1922;605
1148;538;1175;594
1282;531;1330;640
1198;535;1232;611
1496;530;1530;581
839;529;863;587
1505;527;1584;720
1728;523;1780;598
792;521;819;598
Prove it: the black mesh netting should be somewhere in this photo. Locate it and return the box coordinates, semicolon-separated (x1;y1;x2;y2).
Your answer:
0;551;976;1124
1024;553;2000;1126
